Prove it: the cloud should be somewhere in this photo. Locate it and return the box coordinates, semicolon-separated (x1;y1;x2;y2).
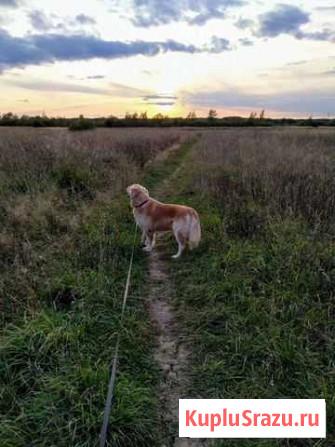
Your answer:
315;6;335;12
145;101;175;106
5;78;151;98
75;14;96;25
285;60;308;66
184;86;335;115
258;4;309;38
207;36;231;53
295;28;335;42
28;10;96;32
239;37;253;46
28;10;54;31
235;17;254;29
131;0;245;27
142;93;178;107
255;4;335;44
66;74;106;80
109;81;148;97
0;29;231;72
0;0;18;8
143;94;178;100
6;79;108;95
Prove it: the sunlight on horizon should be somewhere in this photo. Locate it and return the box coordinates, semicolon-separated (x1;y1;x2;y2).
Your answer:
1;0;335;118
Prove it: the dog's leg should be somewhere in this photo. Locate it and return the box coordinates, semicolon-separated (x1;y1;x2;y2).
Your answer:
172;230;186;259
143;231;155;252
141;231;148;246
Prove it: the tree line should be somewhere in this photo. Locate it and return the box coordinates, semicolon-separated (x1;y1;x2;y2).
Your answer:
0;110;333;130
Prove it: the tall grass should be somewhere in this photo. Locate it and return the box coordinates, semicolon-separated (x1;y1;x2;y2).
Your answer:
168;128;334;446
0;127;188;446
193;128;335;232
0;127;183;324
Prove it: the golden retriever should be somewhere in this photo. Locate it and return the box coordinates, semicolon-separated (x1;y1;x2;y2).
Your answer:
127;184;201;258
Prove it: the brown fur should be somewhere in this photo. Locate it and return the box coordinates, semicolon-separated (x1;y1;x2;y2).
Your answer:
127;184;201;258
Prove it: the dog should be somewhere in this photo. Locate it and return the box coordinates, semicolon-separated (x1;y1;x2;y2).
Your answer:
127;184;201;258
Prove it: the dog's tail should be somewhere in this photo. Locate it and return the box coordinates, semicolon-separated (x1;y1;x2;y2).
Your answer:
188;210;201;249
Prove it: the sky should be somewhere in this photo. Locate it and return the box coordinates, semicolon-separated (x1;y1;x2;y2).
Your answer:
0;0;335;118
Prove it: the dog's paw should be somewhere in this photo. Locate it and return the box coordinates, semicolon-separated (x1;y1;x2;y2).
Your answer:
143;246;152;252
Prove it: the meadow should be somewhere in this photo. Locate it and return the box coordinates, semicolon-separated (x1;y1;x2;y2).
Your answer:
0;127;187;446
168;128;334;446
0;126;334;446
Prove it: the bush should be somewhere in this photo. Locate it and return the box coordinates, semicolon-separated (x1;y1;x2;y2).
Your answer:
68;118;96;131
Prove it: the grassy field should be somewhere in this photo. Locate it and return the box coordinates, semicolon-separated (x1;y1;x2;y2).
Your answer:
166;128;334;446
0;127;334;446
0;127;190;446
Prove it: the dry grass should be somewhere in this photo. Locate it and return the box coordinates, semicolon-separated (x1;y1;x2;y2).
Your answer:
168;127;334;446
193;128;335;233
0;127;184;324
0;127;195;447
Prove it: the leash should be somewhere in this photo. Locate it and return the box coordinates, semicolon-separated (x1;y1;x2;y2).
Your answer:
99;224;138;447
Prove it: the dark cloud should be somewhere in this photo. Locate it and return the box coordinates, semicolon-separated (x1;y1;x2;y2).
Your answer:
258;4;309;38
132;0;245;27
0;29;231;72
239;37;253;46
0;29;45;69
87;75;105;79
255;4;335;44
185;86;335;115
75;14;96;25
0;0;18;7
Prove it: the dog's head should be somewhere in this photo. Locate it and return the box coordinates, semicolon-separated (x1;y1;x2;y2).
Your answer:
126;184;149;207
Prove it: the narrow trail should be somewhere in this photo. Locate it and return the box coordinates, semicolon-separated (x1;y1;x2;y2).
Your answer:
147;149;207;447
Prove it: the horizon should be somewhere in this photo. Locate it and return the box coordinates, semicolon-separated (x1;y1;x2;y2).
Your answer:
1;0;335;118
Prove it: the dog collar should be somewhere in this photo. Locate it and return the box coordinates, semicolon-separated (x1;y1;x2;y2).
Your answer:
135;199;149;209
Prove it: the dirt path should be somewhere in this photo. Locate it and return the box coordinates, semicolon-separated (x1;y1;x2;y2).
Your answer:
148;162;207;447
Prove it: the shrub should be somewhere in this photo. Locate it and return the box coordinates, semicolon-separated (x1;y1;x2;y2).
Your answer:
68;117;96;131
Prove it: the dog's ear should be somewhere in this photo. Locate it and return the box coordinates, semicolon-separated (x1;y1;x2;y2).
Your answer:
141;186;149;196
126;185;134;195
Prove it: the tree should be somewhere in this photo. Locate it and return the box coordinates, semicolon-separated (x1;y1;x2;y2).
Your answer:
153;113;167;120
208;109;218;120
187;111;197;120
249;112;257;119
259;109;265;120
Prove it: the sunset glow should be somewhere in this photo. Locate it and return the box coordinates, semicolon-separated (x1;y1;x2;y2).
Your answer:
1;0;335;118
